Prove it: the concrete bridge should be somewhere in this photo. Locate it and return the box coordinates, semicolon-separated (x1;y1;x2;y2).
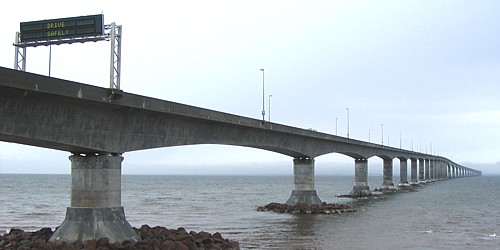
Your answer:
0;67;481;243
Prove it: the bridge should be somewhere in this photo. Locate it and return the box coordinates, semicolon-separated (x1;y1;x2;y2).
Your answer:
0;67;481;243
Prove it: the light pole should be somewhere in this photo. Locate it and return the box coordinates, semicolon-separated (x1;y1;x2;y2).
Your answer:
346;108;350;139
268;94;272;122
381;124;384;146
369;129;371;142
260;69;265;122
399;132;402;149
336;118;338;136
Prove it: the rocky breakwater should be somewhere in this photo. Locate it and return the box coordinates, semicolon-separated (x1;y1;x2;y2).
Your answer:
257;202;357;214
0;225;239;250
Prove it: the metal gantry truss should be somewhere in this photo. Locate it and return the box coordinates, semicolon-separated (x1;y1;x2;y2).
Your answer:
107;22;122;90
13;22;122;91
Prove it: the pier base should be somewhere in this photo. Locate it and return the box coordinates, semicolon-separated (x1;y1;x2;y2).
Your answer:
286;158;322;205
349;185;372;197
397;182;412;190
50;207;139;243
410;181;421;187
286;190;322;205
50;154;140;243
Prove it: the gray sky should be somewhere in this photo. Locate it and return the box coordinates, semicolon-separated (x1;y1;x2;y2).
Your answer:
1;0;499;175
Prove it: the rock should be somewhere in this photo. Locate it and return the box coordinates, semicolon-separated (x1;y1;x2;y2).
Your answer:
161;239;176;249
175;241;190;250
84;239;97;248
96;237;110;247
0;226;239;250
256;202;357;215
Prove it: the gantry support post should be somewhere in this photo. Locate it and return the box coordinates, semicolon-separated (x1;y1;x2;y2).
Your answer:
13;32;26;71
349;158;371;197
108;22;122;90
286;157;322;205
50;154;140;243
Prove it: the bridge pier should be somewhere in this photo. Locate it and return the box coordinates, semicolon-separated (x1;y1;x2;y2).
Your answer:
430;160;435;181
409;158;419;186
418;158;426;185
397;158;411;190
286;157;322;205
349;158;371;197
381;158;396;191
425;159;431;183
50;154;140;243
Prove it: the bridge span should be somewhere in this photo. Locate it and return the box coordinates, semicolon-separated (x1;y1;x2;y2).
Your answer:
0;67;481;243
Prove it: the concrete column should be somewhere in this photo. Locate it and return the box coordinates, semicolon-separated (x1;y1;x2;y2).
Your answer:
381;158;395;191
50;154;140;243
435;161;440;179
429;159;435;180
435;160;440;179
438;162;442;179
425;159;430;182
444;163;449;179
418;159;425;184
410;158;418;186
349;158;371;197
398;158;411;190
286;157;322;205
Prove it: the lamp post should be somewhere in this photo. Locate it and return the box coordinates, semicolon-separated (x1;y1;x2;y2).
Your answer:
336;118;338;136
268;94;272;122
260;69;265;123
381;124;384;146
369;129;371;142
346;108;350;139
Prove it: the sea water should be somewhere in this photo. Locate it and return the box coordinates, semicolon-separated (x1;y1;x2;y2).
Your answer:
0;174;499;249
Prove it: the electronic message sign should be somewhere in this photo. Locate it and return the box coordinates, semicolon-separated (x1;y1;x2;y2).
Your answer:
20;14;104;43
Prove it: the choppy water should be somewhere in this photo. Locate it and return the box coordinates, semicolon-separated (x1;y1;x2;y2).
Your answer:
1;174;499;249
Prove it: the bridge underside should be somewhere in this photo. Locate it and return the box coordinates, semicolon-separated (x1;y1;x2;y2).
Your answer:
0;67;480;243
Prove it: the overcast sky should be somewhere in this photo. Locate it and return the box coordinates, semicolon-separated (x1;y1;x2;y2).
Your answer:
1;1;499;175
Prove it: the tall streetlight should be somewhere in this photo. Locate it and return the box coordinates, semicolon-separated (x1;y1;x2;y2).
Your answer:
399;132;402;149
369;129;371;142
268;94;272;122
346;108;350;139
381;124;384;146
336;118;338;136
260;69;265;123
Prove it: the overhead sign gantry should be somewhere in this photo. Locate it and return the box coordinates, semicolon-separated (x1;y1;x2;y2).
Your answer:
13;14;122;94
